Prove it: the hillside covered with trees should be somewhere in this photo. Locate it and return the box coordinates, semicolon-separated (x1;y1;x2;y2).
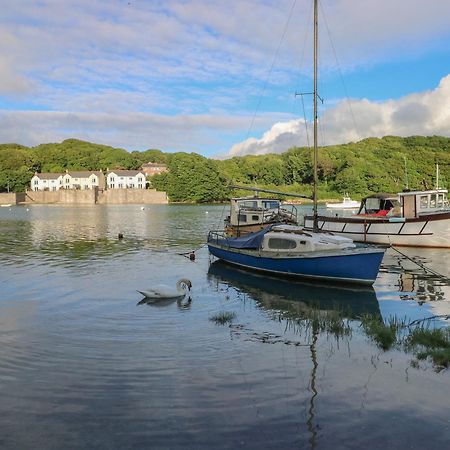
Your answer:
0;136;449;202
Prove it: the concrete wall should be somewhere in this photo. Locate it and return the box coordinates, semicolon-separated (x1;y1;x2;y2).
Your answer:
0;192;26;205
22;188;167;205
25;190;96;204
98;189;168;204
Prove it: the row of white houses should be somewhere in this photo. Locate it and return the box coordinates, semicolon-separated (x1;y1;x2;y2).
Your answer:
31;170;147;192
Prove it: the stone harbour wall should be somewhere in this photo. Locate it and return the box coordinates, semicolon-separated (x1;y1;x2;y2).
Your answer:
22;188;168;205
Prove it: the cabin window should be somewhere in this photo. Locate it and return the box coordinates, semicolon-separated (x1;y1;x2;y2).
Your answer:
420;196;428;209
241;201;257;208
238;214;247;223
267;238;297;249
437;195;444;207
262;200;279;209
429;194;436;208
252;215;259;221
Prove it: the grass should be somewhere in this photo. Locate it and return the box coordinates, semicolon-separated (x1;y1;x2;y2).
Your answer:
360;314;450;370
210;311;236;325
360;315;397;350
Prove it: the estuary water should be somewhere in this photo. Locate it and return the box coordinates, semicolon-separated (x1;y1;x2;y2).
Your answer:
0;204;449;449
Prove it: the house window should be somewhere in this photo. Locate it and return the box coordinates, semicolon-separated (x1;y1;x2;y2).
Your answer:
110;177;115;182
119;183;123;188
65;178;69;184
138;184;143;188
110;184;115;189
34;180;38;185
129;183;134;188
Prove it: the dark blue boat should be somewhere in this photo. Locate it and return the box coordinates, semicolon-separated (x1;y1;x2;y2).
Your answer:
207;226;385;285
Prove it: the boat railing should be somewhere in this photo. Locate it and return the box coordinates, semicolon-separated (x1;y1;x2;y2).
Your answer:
208;230;229;245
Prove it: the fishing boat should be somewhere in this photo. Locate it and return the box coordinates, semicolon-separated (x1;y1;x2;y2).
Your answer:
207;0;386;285
224;186;301;237
304;186;450;248
326;194;359;209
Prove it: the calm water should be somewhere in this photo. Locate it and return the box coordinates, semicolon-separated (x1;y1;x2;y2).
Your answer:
1;204;449;449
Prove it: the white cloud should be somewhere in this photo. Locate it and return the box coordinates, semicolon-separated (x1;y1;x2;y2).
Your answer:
0;110;272;153
229;74;450;156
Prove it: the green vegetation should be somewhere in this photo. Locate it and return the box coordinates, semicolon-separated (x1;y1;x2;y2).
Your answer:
359;314;450;370
1;135;449;201
210;311;237;325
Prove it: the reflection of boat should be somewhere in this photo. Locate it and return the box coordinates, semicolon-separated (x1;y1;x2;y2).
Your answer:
0;204;12;207
208;260;380;318
207;0;386;285
326;195;359;209
224;195;297;237
305;188;450;248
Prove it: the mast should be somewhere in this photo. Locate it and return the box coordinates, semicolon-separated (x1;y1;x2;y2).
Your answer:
312;0;319;231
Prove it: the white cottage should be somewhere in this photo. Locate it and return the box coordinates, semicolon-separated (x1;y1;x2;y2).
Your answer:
62;171;105;190
30;173;63;191
106;170;146;189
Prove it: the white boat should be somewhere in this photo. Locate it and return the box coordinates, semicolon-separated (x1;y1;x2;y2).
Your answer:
305;188;450;248
326;195;359;209
224;186;301;237
207;0;386;285
0;204;12;207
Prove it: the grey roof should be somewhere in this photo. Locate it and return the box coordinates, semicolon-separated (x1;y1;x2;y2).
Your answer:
34;172;63;180
108;170;145;176
66;171;102;178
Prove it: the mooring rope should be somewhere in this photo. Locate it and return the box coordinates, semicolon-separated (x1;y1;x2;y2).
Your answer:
390;245;450;282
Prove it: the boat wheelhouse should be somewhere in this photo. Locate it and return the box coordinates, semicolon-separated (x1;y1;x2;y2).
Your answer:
224;196;298;237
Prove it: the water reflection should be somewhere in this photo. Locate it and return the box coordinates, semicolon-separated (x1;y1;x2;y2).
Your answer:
207;260;380;319
137;296;192;309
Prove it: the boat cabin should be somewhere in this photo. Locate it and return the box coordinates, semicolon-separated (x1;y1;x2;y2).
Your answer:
226;196;297;228
399;189;449;218
356;194;400;217
356;189;449;219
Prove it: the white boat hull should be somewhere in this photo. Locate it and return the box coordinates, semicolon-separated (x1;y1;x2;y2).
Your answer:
304;213;450;248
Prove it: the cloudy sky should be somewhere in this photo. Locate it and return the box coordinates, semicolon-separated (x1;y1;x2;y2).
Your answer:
1;0;450;157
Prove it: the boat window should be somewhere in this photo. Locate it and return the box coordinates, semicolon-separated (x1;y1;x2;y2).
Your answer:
429;194;436;208
252;215;259;221
241;201;258;208
262;200;279;210
437;195;444;207
238;214;247;223
365;198;381;212
267;238;297;249
420;195;428;209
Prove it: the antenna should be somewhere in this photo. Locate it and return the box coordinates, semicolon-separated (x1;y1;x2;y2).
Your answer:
436;163;440;189
403;156;409;190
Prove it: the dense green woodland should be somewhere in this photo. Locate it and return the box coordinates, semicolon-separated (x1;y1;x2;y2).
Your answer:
0;136;449;202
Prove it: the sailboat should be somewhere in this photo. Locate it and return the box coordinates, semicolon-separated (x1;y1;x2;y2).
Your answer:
207;0;386;285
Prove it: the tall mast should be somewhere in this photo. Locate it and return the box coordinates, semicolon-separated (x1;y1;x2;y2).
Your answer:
313;0;319;230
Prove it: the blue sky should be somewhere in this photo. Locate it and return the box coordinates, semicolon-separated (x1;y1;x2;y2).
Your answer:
1;0;450;158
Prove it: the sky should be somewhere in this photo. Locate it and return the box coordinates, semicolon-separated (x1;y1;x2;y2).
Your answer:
1;0;450;158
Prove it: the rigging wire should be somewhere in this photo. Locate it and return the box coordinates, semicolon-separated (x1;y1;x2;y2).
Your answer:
319;1;360;138
244;0;298;141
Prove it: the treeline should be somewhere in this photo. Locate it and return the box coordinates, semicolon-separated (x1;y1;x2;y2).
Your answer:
1;136;449;202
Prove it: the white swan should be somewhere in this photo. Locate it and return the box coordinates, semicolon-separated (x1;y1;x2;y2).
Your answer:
137;278;192;299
